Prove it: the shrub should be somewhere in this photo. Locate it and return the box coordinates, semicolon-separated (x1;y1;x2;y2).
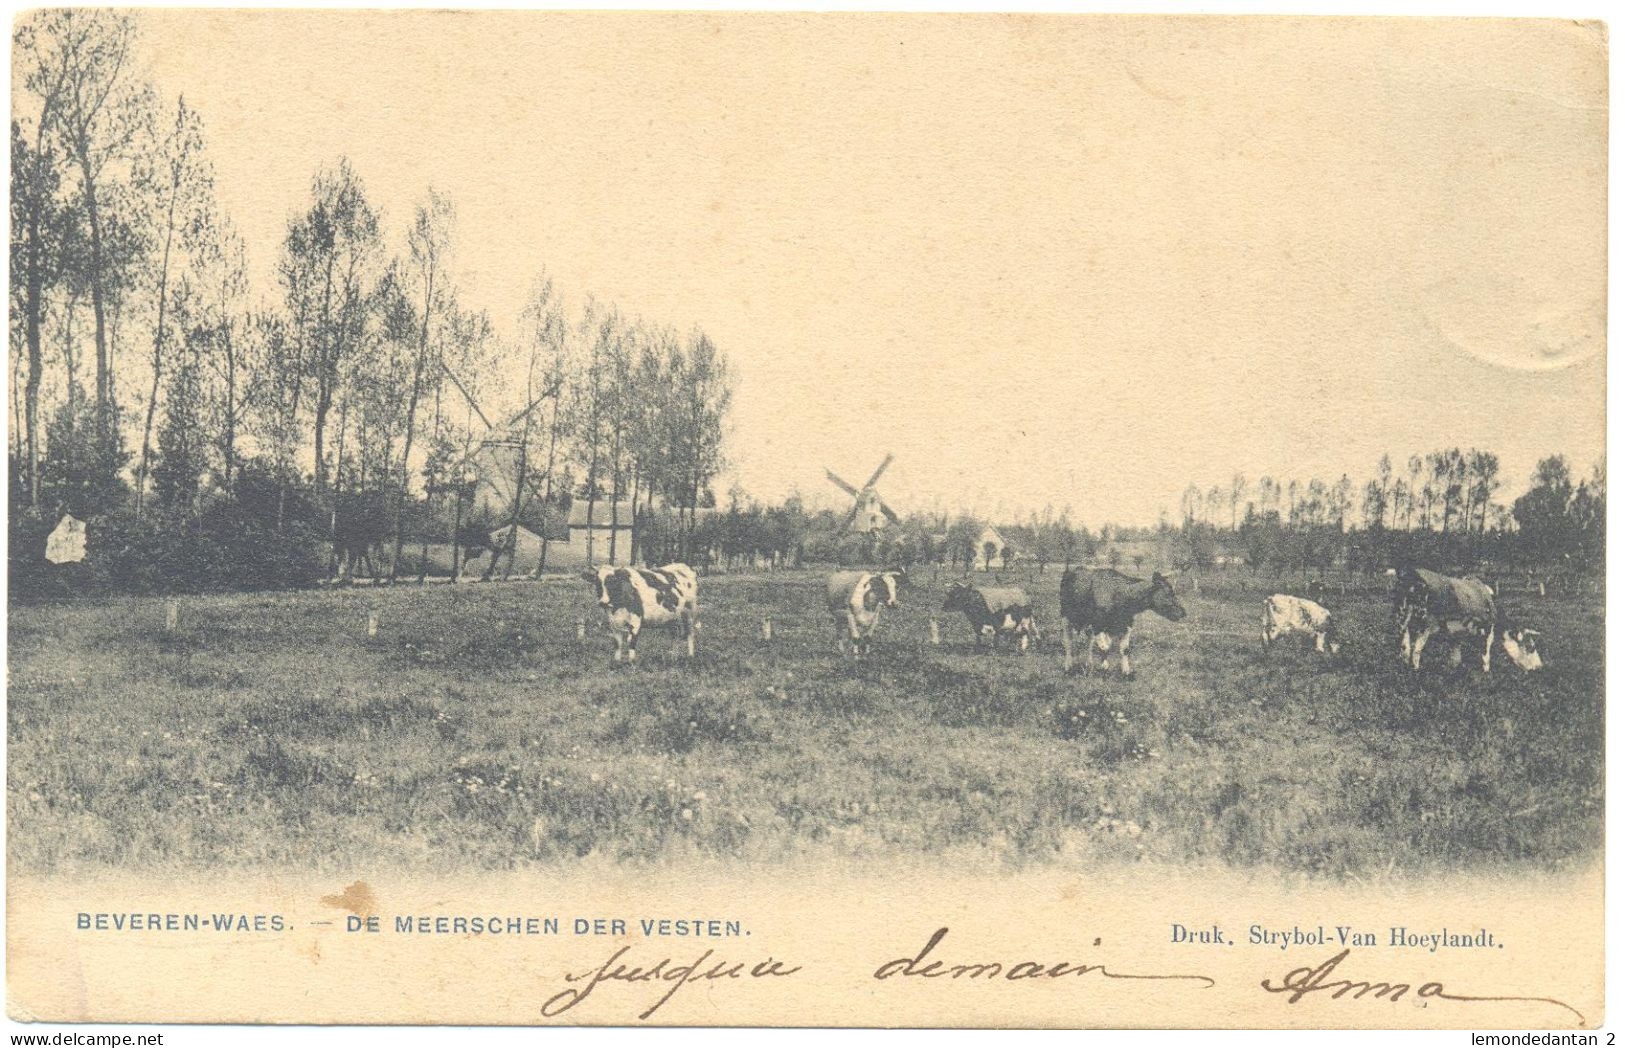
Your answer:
1050;698;1156;764
10;504;326;598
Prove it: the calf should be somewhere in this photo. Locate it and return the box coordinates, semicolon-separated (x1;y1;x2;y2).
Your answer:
942;583;1040;651
826;569;903;657
1261;594;1341;657
1394;567;1544;673
1059;568;1187;675
1497;622;1546;673
583;563;698;662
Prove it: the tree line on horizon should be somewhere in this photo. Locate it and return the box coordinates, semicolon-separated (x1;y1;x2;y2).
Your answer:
9;10;732;596
1172;450;1604;581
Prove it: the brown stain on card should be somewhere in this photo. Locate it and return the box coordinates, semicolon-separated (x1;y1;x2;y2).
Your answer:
320;880;377;917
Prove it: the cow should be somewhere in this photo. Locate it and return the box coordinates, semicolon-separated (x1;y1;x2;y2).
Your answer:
582;563;699;663
942;583;1040;651
1261;594;1342;658
1393;567;1544;673
1059;568;1187;675
825;569;903;658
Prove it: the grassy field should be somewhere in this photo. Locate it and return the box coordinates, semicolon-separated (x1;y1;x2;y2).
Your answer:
6;569;1604;879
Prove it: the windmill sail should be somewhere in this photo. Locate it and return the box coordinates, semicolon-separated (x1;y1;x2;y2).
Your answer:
827;454;898;533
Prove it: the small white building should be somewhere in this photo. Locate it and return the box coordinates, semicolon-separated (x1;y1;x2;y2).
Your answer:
977;526;1012;568
553;500;639;567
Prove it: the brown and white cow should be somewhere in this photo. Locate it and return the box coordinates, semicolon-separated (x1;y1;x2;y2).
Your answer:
1393;567;1543;673
826;569;903;658
583;563;699;662
1262;593;1341;657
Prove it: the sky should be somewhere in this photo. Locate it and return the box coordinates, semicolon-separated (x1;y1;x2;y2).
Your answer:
130;11;1606;526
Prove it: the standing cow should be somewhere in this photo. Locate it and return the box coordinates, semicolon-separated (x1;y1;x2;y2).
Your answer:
942;582;1040;651
826;569;903;658
1261;594;1342;658
1393;567;1543;673
1059;568;1187;675
582;563;699;663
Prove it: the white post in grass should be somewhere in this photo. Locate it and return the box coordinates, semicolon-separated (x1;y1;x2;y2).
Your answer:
165;600;179;632
762;617;774;641
575;617;587;642
929;618;940;645
367;607;380;638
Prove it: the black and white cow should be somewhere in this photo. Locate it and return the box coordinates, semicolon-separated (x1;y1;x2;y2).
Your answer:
1393;567;1543;673
942;583;1040;651
583;563;699;662
825;569;903;658
1059;568;1187;675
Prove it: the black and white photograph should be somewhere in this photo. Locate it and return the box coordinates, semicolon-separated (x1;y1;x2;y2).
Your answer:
5;9;1608;1030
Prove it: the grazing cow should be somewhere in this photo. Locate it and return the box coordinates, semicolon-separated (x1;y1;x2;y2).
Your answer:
825;569;903;657
1059;568;1187;675
1393;567;1543;673
1261;594;1342;658
582;563;699;662
942;583;1040;651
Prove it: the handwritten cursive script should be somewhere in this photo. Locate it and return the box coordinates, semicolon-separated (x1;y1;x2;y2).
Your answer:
1260;948;1586;1025
874;927;1215;987
542;944;802;1021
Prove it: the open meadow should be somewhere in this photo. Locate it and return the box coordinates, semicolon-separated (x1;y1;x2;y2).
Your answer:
6;569;1604;879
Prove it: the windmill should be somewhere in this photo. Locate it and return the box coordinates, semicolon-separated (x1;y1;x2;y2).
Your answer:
448;371;557;506
433;360;563;577
826;453;900;533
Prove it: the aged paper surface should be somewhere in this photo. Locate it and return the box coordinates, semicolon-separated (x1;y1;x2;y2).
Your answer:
6;11;1606;1029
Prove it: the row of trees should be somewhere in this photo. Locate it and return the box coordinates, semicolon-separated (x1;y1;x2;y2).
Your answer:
1179;450;1509;537
9;11;735;594
1177;451;1604;578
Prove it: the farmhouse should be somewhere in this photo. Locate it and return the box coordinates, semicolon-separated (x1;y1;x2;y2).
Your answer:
976;526;1014;568
485;521;558;568
418;508;567;577
459;501;640;572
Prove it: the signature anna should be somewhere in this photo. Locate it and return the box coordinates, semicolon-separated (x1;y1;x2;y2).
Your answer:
1261;948;1586;1025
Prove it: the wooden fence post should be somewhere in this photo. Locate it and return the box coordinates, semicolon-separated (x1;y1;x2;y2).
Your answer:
367;607;380;638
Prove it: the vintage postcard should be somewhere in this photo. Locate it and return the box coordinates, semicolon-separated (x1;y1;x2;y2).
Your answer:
5;10;1607;1029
